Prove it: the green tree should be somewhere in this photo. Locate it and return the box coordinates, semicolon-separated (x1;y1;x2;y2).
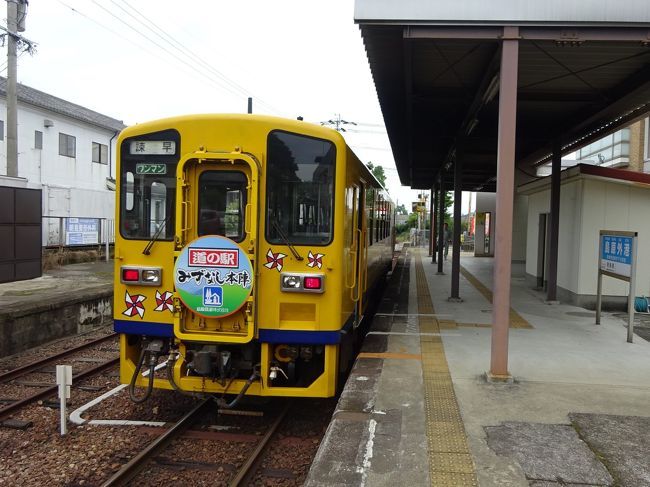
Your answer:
395;203;407;215
366;162;387;188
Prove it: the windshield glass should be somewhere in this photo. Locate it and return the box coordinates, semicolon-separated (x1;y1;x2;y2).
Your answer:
198;170;247;242
266;131;335;245
120;161;176;240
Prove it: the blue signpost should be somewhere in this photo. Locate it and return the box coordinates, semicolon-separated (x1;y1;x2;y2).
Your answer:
596;230;638;342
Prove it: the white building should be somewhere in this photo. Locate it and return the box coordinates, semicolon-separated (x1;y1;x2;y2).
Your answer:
519;164;650;308
0;76;125;244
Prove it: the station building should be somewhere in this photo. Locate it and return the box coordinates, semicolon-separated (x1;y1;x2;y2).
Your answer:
0;77;125;241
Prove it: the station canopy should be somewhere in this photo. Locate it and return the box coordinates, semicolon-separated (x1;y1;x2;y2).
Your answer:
355;0;650;192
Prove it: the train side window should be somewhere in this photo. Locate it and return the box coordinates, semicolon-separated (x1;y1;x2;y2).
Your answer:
125;172;134;211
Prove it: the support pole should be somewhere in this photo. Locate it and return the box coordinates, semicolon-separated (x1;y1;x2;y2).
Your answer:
6;0;18;177
489;26;519;380
437;174;445;274
429;188;435;256
432;186;437;264
547;139;561;302
451;155;463;300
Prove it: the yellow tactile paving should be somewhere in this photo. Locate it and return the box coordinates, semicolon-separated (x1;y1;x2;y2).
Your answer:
459;265;533;329
356;352;422;360
415;252;478;487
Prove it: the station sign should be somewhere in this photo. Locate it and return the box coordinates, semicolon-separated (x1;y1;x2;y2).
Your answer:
65;218;99;245
600;234;633;278
174;235;253;319
595;230;638;343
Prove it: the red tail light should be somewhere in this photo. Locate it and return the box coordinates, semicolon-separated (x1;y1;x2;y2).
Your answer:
122;269;140;282
303;277;322;290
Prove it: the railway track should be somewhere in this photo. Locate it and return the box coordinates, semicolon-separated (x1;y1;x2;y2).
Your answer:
0;333;117;383
101;400;291;487
0;333;119;423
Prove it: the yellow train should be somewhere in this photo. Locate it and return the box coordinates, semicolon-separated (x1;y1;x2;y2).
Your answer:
113;114;394;405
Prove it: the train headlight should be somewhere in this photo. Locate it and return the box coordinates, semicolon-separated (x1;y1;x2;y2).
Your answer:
141;269;162;285
280;273;325;293
282;275;301;289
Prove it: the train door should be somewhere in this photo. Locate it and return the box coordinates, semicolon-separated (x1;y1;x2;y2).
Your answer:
349;184;365;327
174;153;260;344
357;184;368;322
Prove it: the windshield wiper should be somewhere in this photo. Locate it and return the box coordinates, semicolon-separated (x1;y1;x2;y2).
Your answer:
142;214;172;255
273;220;303;261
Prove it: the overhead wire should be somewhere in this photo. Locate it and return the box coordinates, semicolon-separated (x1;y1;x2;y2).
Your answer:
59;0;282;115
110;0;281;114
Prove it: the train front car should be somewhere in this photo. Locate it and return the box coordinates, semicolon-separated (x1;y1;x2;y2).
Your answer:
113;115;389;404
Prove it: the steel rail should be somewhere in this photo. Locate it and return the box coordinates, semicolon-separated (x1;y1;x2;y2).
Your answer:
100;398;212;487
0;358;119;422
229;402;291;487
0;333;118;383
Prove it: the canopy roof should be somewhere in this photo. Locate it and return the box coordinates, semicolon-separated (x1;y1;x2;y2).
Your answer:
355;0;650;191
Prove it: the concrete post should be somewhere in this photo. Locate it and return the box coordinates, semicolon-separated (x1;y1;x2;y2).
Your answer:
489;26;519;379
6;0;18;178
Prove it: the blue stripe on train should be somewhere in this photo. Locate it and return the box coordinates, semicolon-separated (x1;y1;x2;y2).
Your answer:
114;315;356;343
114;319;174;337
258;329;341;344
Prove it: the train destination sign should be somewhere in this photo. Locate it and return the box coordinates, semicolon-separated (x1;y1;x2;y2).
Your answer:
129;140;176;155
174;235;253;319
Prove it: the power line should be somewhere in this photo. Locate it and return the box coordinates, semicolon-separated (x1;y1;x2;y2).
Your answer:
321;114;357;132
111;0;281;114
58;0;282;115
109;0;282;115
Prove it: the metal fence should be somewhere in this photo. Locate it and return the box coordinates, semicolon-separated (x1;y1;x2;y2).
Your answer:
42;216;115;261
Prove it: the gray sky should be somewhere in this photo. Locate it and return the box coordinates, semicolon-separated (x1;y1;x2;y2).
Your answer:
12;0;473;211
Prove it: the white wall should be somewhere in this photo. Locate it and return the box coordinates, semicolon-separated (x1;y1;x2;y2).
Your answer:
0;100;119;221
524;179;583;293
524;175;650;299
475;192;496;256
578;179;650;297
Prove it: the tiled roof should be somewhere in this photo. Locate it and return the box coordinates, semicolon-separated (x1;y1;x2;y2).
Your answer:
0;76;125;132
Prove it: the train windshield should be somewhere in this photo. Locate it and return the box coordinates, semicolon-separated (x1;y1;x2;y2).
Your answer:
120;161;176;240
266;131;335;246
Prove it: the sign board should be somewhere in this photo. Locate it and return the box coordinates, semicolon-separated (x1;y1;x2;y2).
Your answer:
66;218;99;245
600;234;633;278
595;230;638;343
136;163;167;175
129;140;176;155
174;235;253;319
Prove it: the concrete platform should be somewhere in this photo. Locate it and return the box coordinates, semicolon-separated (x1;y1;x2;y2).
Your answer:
307;247;650;487
0;260;113;357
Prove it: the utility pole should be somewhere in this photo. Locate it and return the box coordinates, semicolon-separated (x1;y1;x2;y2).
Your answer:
6;0;27;178
320;114;357;132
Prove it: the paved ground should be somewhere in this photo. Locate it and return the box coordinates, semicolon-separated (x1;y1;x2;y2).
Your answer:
428;250;650;486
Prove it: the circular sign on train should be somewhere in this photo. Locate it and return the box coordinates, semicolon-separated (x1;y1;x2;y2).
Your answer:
174;235;253;318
